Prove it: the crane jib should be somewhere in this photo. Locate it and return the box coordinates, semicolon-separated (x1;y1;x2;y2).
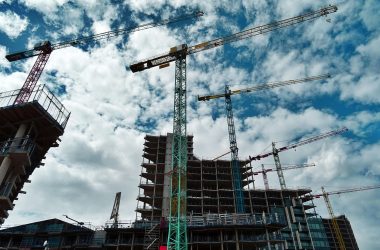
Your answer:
130;5;338;73
5;10;203;62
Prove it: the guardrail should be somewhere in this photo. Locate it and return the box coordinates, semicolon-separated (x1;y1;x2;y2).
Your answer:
107;212;286;230
0;85;70;129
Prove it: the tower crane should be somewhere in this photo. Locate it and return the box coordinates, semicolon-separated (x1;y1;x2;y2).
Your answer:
5;11;204;105
198;74;330;213
130;5;337;250
110;192;121;227
306;184;380;250
249;127;348;190
254;163;315;190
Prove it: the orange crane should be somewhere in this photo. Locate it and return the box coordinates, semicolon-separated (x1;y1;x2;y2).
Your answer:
306;184;380;250
5;11;203;104
130;6;337;250
253;163;315;189
249;127;348;189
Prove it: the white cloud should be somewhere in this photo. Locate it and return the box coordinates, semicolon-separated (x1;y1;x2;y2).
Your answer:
340;73;380;104
20;0;69;15
357;34;380;68
1;1;380;249
0;46;10;69
360;0;380;32
0;10;28;39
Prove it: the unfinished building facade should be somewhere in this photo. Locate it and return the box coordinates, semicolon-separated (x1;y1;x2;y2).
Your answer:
135;133;331;249
322;215;359;250
0;133;359;250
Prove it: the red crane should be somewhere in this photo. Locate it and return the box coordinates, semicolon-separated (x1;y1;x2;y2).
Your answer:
5;11;204;104
249;127;348;189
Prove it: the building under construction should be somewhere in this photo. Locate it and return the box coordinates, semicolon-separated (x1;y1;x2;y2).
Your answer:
322;215;359;250
0;86;70;224
0;133;359;249
132;133;329;249
0;4;359;250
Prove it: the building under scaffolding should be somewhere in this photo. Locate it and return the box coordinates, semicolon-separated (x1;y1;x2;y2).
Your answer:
0;133;358;250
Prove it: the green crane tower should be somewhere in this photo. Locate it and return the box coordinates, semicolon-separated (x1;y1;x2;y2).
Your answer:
130;5;337;250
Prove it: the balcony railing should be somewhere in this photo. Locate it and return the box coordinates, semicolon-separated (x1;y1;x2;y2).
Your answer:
0;85;70;129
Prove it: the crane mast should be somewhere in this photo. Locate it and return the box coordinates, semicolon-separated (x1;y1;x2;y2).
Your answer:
225;85;244;213
5;11;204;104
130;6;337;250
198;74;329;208
272;142;287;189
168;52;188;249
322;187;346;250
250;127;347;189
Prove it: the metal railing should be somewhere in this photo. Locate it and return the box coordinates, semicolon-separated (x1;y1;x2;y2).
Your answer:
0;85;70;129
187;213;286;227
111;212;287;230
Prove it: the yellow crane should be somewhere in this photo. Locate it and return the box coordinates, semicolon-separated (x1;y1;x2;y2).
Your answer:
308;184;380;250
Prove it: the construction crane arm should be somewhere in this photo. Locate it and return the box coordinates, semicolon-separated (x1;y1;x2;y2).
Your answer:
5;10;204;62
198;74;331;101
249;127;348;162
129;5;337;73
63;214;84;225
281;127;348;152
313;184;380;198
253;163;315;174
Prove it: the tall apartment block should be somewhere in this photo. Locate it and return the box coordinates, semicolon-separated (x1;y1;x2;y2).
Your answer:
135;133;332;249
322;215;359;250
0;85;70;224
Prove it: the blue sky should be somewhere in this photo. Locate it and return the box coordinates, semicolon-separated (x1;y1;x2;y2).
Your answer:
0;0;379;249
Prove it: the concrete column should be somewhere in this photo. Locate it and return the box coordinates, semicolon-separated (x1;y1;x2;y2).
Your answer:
0;124;28;185
235;228;240;250
162;133;173;218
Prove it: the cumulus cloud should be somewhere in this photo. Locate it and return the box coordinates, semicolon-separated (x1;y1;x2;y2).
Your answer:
0;46;10;69
0;10;28;39
20;0;69;15
1;1;379;249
